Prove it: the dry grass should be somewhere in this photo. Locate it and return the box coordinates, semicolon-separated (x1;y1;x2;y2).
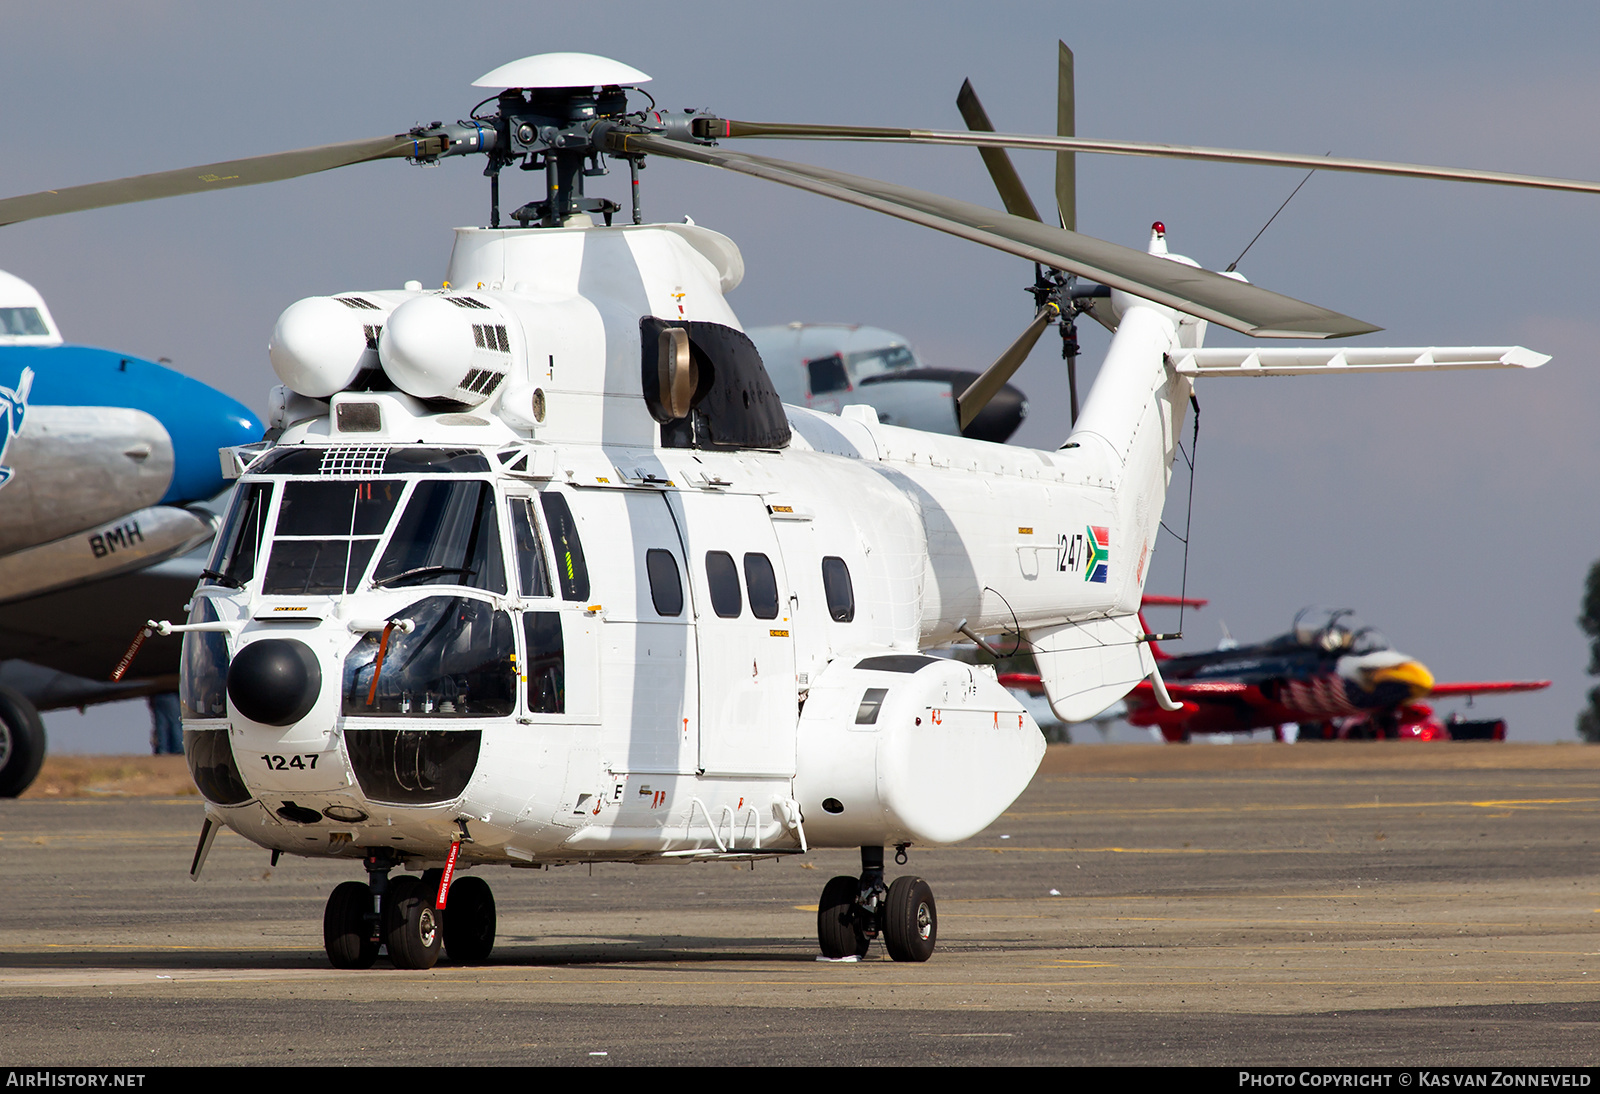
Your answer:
20;754;198;799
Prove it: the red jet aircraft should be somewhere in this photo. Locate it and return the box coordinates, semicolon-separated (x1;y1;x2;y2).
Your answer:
1002;602;1549;741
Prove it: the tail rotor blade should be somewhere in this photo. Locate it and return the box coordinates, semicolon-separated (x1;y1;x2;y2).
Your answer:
1057;40;1076;232
956;80;1043;223
958;305;1055;430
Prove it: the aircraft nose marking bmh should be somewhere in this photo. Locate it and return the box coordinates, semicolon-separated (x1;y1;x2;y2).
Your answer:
0;49;1570;964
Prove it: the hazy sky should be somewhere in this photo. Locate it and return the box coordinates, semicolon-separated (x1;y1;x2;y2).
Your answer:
8;1;1600;745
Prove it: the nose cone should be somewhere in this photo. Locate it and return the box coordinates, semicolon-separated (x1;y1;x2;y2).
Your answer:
155;377;262;505
1373;659;1435;700
955;373;1028;443
228;639;322;726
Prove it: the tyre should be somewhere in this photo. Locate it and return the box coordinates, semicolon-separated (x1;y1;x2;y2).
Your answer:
817;874;869;959
323;880;378;969
383;875;442;970
442;875;496;963
883;876;937;962
0;687;46;798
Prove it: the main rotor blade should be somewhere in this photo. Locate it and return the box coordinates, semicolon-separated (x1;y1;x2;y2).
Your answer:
956;80;1043;222
702;121;1600;197
958;305;1054;430
1057;40;1075;232
0;134;426;227
613;132;1379;338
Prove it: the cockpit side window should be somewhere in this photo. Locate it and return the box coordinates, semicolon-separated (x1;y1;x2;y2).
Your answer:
510;497;553;598
806;354;851;395
205;481;273;588
540;493;590;602
371;479;507;594
845;345;915;380
523;611;565;714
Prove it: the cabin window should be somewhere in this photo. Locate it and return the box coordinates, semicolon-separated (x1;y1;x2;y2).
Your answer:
856;687;888;725
540;493;590;601
806;354;851;395
509;497;552;598
342;596;516;716
706;551;742;618
262;479;403;595
205;481;273;588
744;552;780;620
371;479;506;594
646;549;684;617
822;556;856;622
522;611;565;714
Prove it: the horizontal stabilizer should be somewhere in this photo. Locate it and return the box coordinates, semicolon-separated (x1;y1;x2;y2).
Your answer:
1025;614;1155;723
1429;680;1551;698
1171;346;1548;377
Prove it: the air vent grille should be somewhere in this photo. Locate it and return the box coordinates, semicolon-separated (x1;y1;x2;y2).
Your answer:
335;296;380;311
362;324;382;350
446;296;491;310
318;445;389;476
460;369;505;397
472;324;509;352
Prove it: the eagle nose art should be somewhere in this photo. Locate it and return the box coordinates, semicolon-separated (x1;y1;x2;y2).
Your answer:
227;639;322;726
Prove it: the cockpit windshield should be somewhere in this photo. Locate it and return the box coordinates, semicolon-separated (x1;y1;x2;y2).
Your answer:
0;308;48;338
845;345;916;380
370;479;506;594
262;480;404;595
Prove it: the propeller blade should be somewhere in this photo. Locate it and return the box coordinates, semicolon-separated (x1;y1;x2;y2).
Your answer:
958;305;1054;430
956;80;1042;223
614;131;1379;338
700;120;1600;198
0;134;429;227
1056;40;1075;232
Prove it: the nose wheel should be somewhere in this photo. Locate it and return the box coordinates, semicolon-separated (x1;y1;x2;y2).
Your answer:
321;855;497;970
815;846;938;962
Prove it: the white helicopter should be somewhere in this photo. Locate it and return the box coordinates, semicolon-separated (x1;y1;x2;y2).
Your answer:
3;51;1575;968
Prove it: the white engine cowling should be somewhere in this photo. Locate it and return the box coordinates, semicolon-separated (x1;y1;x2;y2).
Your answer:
794;653;1046;846
379;294;511;407
268;296;381;399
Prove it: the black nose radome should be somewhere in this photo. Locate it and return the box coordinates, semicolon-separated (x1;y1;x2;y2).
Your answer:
227;639;322;726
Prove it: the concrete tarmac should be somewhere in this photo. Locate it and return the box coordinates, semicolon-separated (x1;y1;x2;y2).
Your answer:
1;743;1597;1067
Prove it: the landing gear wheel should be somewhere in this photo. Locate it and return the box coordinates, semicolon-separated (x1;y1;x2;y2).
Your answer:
0;686;46;798
817;875;869;959
442;875;496;963
383;875;441;970
323;880;378;969
883;876;937;962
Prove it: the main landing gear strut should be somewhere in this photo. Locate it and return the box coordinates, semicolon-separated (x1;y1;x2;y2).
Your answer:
817;845;938;962
322;849;497;970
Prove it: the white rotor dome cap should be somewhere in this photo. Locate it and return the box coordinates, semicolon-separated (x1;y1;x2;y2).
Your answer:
474;53;651;89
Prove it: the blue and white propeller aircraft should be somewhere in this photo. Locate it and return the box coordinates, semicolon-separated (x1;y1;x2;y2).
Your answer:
0;267;261;795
